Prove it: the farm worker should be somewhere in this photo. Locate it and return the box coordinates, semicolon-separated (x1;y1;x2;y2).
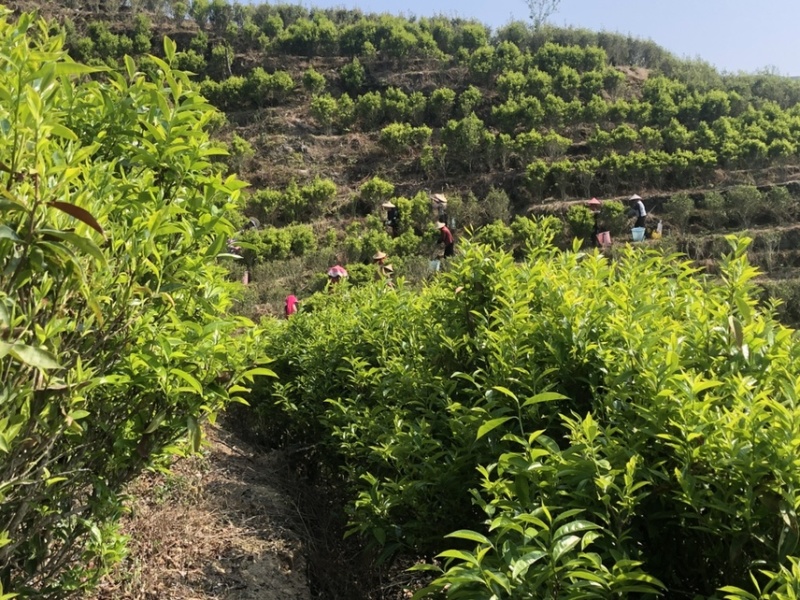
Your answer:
587;198;602;246
629;194;647;228
383;264;395;288
436;222;455;258
431;193;448;223
383;202;399;237
326;265;348;291
373;251;391;280
284;294;299;318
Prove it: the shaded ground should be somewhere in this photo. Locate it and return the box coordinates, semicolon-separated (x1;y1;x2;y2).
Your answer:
88;426;311;600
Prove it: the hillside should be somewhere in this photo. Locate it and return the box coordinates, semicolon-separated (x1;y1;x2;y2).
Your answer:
4;3;800;599
11;0;800;319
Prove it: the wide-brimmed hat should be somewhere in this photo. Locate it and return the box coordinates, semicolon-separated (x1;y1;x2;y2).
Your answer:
381;201;396;209
327;265;348;278
436;222;446;230
372;251;387;261
383;264;394;273
587;198;601;208
431;193;448;205
630;194;642;201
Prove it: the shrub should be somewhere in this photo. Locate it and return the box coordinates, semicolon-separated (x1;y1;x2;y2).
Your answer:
227;133;255;172
359;176;395;207
302;66;326;94
0;21;262;594
565;204;595;241
510;214;563;256
310;92;338;133
340;57;366;92
703;190;728;229
174;49;206;73
664;192;695;233
473;219;513;249
725;185;762;228
766;186;798;222
250;237;800;599
598;199;629;235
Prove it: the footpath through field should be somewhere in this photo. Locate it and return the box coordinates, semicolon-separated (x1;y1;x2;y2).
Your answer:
88;426;311;600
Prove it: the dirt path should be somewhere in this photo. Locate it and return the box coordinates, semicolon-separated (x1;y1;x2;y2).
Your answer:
89;426;311;600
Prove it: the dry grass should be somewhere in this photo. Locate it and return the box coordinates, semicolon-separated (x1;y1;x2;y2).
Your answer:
87;426;311;600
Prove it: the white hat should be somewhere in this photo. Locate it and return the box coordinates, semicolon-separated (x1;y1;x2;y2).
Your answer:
436;222;446;230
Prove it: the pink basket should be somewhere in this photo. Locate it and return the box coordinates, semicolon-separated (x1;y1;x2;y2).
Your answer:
596;231;612;247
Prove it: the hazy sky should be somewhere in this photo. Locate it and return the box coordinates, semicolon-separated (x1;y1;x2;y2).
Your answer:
251;0;800;76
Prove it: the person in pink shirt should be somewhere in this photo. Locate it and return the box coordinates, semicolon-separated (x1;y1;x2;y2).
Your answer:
437;222;455;257
284;294;299;318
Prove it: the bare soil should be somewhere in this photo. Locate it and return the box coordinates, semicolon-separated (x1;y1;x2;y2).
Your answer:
88;426;311;600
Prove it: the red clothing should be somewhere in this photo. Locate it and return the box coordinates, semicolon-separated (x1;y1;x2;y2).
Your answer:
439;226;454;245
285;295;298;317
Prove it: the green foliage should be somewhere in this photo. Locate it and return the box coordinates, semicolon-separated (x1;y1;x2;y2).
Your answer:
250;178;337;225
340;57;366;92
597;199;628;236
427;87;457;126
726;185;763;229
239;224;317;263
442;113;488;172
702;190;728;229
0;16;263;595
174;49;206;73
302;66;326;95
245;67;294;106
473;220;513;249
227;133;255;172
379;123;432;154
664;192;695;233
565;204;595;240
510;214;563;256
310;92;338;133
766;186;798;222
251;237;800;599
359;176;395;205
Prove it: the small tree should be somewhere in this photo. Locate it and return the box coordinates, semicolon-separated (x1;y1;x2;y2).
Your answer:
664;192;695;234
599;200;628;236
725;185;762;229
302;66;326;95
526;0;561;29
566;204;595;241
766;186;798;223
310;93;338;134
703;191;728;230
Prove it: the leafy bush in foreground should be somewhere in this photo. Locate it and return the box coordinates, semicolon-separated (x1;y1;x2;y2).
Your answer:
0;12;264;597
251;232;800;598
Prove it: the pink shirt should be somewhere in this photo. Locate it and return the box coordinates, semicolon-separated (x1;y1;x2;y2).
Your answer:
285;295;298;317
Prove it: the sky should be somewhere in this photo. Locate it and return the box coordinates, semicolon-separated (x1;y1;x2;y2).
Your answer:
247;0;800;76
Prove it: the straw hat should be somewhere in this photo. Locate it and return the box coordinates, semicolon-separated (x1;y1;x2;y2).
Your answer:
436;222;446;230
431;193;448;205
587;198;601;207
372;251;387;261
383;264;394;273
630;194;642;201
381;201;396;208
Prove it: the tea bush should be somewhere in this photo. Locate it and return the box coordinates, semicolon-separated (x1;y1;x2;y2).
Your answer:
250;233;800;598
0;13;264;596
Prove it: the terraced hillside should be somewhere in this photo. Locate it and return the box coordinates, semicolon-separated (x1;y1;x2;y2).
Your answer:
14;0;800;319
